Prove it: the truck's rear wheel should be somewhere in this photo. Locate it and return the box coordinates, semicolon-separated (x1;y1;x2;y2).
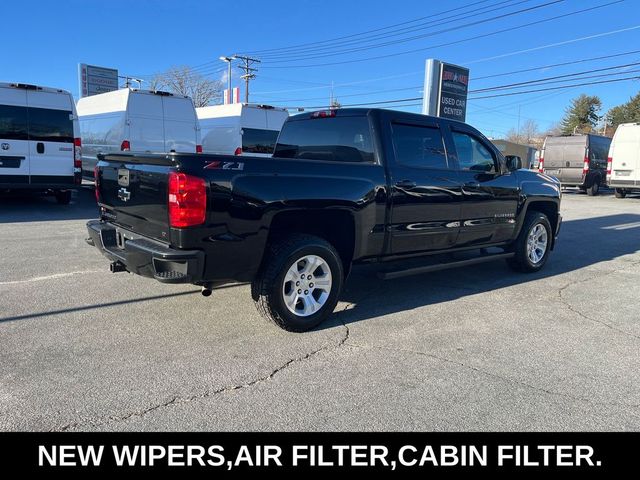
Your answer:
251;234;344;332
507;211;552;273
586;177;600;196
614;188;627;199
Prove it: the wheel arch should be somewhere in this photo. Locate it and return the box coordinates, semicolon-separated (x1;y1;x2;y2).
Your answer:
263;208;356;277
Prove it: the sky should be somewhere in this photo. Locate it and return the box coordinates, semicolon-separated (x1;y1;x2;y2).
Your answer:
2;0;639;138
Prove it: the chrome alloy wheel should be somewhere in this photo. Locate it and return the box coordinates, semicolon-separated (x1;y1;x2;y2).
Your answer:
526;223;548;265
282;255;333;317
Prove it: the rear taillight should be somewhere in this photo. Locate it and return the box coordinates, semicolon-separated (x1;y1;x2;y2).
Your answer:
538;156;544;173
196;144;203;154
94;166;100;204
168;172;207;228
74;138;82;185
607;157;613;179
120;140;131;151
583;156;590;175
234;146;242;156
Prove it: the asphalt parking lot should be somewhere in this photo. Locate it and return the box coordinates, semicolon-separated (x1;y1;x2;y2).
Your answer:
1;186;639;431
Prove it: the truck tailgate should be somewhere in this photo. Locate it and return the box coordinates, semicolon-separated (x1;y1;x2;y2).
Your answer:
97;154;175;242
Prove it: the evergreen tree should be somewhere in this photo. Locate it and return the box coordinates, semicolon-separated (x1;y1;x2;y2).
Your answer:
560;94;602;134
607;91;640;129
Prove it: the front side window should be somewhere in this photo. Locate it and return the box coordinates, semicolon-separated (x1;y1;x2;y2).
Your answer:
392;123;448;169
452;131;496;173
274;115;374;163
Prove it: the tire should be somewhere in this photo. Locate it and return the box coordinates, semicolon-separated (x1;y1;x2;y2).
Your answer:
615;188;627;199
55;190;72;205
507;211;553;273
586;177;600;196
251;234;344;332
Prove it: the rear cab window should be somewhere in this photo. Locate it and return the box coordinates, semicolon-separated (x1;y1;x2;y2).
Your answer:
391;123;448;169
274;114;375;163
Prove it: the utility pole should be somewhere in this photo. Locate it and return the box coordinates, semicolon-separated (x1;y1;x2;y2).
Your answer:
119;76;143;89
234;55;260;104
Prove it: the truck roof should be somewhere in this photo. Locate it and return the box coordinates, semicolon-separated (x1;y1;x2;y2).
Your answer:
288;107;470;127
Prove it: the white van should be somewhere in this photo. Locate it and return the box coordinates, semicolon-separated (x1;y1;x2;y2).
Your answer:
197;104;288;156
76;88;200;178
0;82;81;204
607;122;640;198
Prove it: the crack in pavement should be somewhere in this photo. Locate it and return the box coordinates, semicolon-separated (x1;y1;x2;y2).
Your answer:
51;297;362;432
345;342;640;410
556;261;640;341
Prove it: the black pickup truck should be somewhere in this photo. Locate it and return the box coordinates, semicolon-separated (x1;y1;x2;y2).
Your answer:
87;108;562;331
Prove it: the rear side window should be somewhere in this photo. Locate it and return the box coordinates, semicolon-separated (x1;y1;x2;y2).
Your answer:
0;104;28;140
242;128;280;154
274;116;374;163
28;108;74;143
392;123;448;169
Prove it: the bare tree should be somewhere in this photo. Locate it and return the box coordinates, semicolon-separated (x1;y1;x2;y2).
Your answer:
505;119;541;146
151;66;223;107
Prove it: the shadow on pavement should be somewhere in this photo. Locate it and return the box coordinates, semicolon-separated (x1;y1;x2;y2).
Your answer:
0;185;98;223
320;213;640;330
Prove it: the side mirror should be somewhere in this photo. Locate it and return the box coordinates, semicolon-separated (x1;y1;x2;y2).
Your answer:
505;155;522;171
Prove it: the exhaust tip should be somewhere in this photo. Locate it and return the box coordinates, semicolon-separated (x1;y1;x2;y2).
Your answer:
201;287;212;297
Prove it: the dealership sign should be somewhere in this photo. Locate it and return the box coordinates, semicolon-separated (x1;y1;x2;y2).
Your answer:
78;63;119;98
422;59;470;122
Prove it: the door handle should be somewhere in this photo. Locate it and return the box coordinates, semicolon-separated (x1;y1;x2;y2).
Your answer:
395;180;416;189
36;142;45;154
464;181;480;188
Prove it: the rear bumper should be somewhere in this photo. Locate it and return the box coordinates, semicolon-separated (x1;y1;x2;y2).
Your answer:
86;220;204;284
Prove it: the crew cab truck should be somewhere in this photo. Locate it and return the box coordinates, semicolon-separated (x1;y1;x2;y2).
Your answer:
86;108;562;332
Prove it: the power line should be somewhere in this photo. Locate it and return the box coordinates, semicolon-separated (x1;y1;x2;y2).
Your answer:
472;48;640;80
255;0;537;59
283;72;640;110
255;54;640;104
241;0;496;56
469;75;640;100
464;23;640;65
260;1;625;68
471;62;640;93
260;0;564;64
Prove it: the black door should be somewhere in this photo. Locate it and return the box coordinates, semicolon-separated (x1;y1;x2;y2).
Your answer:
446;127;519;247
387;120;462;255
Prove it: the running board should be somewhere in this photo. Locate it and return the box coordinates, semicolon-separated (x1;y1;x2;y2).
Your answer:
378;252;515;280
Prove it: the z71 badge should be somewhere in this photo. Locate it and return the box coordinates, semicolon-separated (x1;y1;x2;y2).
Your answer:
204;161;244;171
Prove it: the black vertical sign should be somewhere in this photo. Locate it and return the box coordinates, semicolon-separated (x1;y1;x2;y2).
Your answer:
437;63;470;122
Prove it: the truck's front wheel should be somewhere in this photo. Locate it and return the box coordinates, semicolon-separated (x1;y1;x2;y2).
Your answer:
506;211;552;273
251;234;344;332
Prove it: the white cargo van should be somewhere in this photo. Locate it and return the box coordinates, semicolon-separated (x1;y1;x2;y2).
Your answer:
197;104;288;156
607;123;640;198
0;82;81;204
76;88;200;178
